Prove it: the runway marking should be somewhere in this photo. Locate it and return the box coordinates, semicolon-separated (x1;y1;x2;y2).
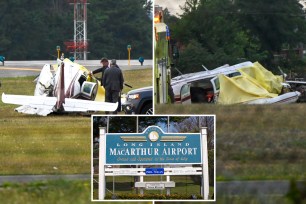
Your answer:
0;67;41;72
0;67;54;72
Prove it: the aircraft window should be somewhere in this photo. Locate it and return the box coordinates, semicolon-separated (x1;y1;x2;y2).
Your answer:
181;84;190;96
213;78;220;90
192;78;213;89
228;72;241;78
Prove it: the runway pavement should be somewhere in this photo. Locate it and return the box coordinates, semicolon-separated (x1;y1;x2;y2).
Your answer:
0;60;152;77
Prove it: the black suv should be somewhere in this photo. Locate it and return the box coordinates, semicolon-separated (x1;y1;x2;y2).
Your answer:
122;86;153;115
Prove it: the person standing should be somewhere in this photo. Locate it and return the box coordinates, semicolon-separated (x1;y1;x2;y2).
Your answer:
102;59;124;114
90;57;109;86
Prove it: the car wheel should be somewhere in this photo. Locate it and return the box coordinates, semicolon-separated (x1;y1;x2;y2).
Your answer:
141;104;153;115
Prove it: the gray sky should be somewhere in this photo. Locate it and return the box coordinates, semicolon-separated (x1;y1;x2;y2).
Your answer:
155;0;186;16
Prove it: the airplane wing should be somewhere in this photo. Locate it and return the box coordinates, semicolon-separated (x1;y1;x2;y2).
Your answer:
2;93;56;116
2;93;57;109
2;93;118;114
63;98;118;112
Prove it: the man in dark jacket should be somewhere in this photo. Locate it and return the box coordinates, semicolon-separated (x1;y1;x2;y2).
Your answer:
90;57;109;86
102;59;124;114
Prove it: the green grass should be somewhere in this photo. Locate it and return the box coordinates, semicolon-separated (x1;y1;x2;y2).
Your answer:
156;104;306;181
0;180;91;204
178;195;292;204
0;179;152;204
0;76;91;174
0;69;152;175
214;196;292;204
0;115;91;174
120;68;152;93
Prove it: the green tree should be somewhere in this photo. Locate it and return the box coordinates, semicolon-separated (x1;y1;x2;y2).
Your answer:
0;0;152;60
235;0;306;70
0;0;72;60
176;39;210;74
170;0;267;74
166;0;306;74
88;0;152;59
235;0;306;52
163;8;179;26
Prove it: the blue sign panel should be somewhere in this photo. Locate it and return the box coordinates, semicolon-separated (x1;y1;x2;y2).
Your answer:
105;126;202;165
145;168;164;175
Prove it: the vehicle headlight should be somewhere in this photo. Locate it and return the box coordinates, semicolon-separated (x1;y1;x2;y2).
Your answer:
127;94;140;100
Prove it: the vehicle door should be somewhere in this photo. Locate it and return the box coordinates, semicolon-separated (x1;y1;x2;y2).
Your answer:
180;83;191;104
210;76;220;103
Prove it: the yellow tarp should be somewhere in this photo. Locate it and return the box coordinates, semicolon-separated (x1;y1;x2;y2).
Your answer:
238;62;283;94
95;84;105;102
218;62;282;104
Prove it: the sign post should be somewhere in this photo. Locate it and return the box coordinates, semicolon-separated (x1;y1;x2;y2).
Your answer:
127;45;131;66
98;126;210;200
98;127;106;200
201;127;209;200
56;46;61;59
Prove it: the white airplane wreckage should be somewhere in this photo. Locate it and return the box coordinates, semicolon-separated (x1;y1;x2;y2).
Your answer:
171;61;305;105
2;59;118;116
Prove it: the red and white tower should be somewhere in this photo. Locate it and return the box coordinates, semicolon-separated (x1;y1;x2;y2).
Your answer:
65;0;89;60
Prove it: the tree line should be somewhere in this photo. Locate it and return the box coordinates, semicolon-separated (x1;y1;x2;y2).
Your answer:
164;0;306;77
0;0;152;60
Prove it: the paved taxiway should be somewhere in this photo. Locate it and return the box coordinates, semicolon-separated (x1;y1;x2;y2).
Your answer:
0;60;152;77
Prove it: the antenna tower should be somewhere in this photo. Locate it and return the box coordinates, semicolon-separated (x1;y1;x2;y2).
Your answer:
65;0;89;60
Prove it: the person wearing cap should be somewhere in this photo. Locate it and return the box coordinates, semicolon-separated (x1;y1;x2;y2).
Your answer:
90;57;109;86
102;59;124;114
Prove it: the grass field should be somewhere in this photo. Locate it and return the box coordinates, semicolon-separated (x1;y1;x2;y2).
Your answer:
156;104;306;181
0;180;91;204
0;68;152;175
1;69;306;203
0;179;150;204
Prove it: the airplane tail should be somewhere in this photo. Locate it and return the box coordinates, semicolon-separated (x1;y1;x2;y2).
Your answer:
55;62;65;111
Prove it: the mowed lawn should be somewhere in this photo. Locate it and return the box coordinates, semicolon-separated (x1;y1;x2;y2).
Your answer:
0;179;151;204
0;180;91;204
0;68;152;175
156;104;306;181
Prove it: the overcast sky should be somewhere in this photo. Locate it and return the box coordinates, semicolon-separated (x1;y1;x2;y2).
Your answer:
155;0;186;16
